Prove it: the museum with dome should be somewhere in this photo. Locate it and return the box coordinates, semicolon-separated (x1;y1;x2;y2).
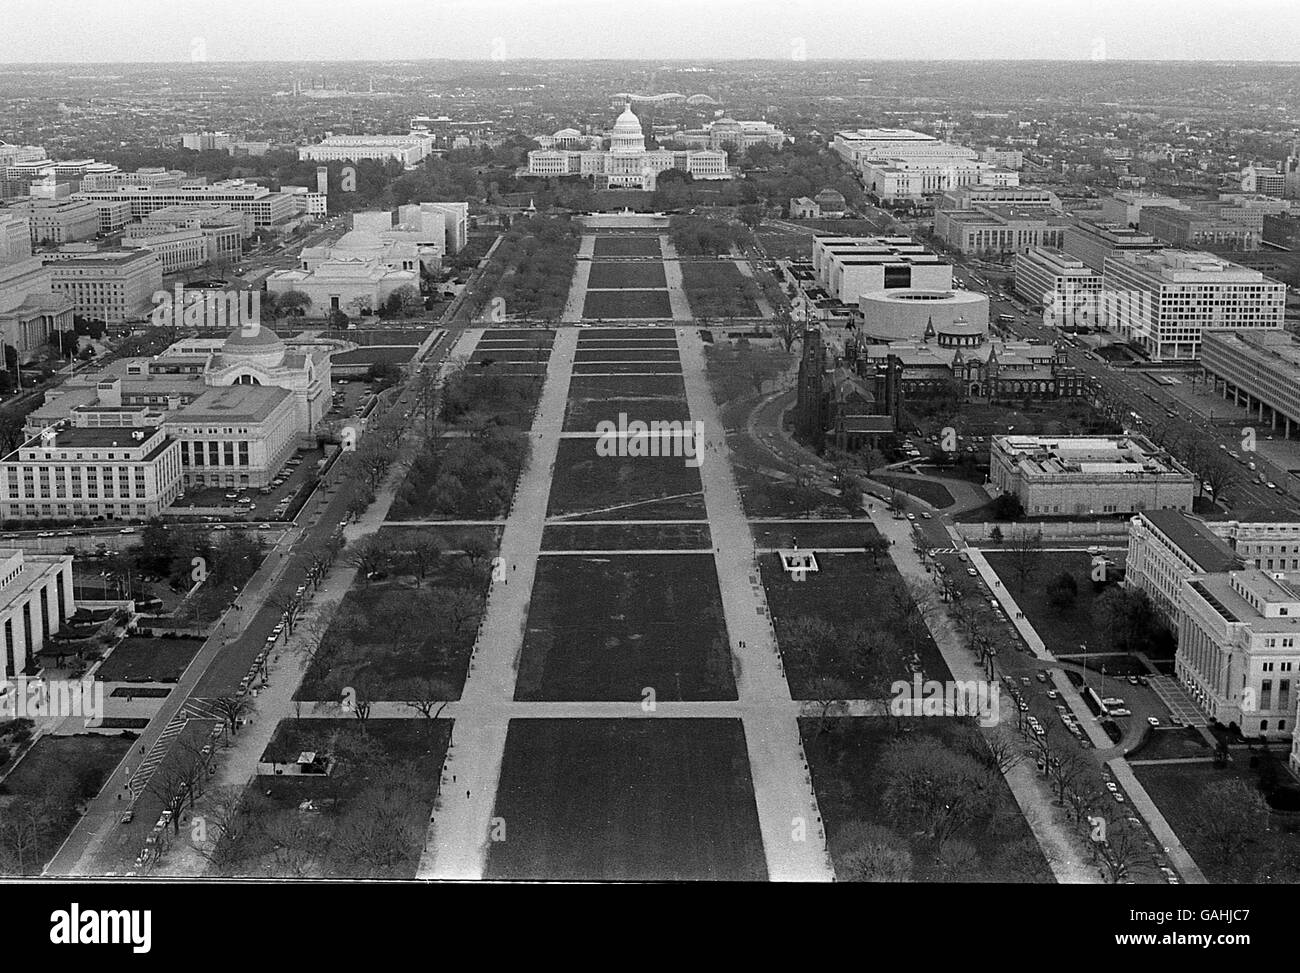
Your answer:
526;105;731;189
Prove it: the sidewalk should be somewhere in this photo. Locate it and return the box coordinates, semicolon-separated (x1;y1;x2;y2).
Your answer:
660;235;693;322
866;510;1100;883
678;328;833;882
417;327;580;880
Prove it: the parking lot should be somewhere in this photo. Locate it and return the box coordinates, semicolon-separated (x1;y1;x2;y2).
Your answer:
169;445;325;521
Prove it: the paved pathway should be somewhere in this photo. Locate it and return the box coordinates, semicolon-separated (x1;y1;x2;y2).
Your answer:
561;238;595;322
965;540;1207;883
660;236;693;321
731;252;774;318
417;327;579;879
866;510;1100;883
677;328;833;881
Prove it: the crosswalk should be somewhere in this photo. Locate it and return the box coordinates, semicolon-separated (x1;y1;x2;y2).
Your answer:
928;547;961;556
124;698;226;800
180;697;223;721
1148;675;1209;727
126;714;188;799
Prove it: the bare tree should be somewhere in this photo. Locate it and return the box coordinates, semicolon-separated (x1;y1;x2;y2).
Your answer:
1005;526;1044;592
346;535;390;582
993;837;1052;882
212;695;252;738
401;677;457;720
830;821;913;882
1190;778;1269;866
978;726;1024;775
880;736;995;853
804;674;853;736
397;535;443;584
0;799;51;876
268;592;305;635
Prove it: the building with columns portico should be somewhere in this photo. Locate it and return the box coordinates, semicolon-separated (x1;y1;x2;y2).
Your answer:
0;548;75;682
1200;328;1300;440
526;105;729;190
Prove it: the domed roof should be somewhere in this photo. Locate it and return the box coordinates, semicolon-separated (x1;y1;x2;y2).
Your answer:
554;127;581;138
224;325;285;352
612;105;643;135
937;318;984;336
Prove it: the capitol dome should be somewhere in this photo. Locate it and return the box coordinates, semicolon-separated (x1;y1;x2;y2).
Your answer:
609;105;646;154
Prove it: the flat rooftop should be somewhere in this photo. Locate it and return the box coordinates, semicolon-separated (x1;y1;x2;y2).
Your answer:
175;385;291;423
1142;509;1240;573
994;434;1190;477
1202;329;1300;368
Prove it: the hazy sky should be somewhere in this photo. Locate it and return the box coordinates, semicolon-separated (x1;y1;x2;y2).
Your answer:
5;0;1300;63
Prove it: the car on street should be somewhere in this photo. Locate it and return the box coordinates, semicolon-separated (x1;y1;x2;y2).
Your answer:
1147;716;1161;727
1110;708;1132;717
966;567;977;576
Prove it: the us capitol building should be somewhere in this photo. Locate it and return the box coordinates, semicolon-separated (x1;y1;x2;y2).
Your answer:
526;105;730;190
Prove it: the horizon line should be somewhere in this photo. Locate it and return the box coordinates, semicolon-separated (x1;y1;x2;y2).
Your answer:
4;56;1300;67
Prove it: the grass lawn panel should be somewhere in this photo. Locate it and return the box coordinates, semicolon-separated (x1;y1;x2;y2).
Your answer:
571;361;681;375
540;522;711;551
219;719;450;879
330;346;419;367
749;520;881;550
579;327;674;339
982;551;1110;654
547;439;704;520
94;636;205;683
591;236;663;257
762;552;952;695
468;348;553;364
679;261;761;318
0;732;137;875
568;374;686;399
1131;761;1300;883
516;554;733;701
295;564;485;700
582;290;672;319
573;348;681;363
801;717;1053;882
870;474;956;509
485;718;766;881
587;262;668;289
482;328;555;340
563;396;692;431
